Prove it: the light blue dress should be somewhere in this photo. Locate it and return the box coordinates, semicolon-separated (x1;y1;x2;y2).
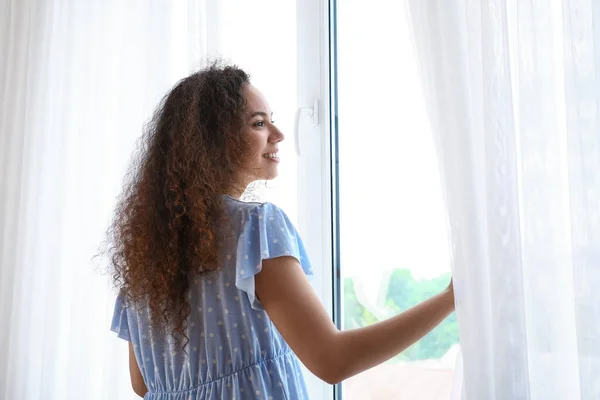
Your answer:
111;195;313;399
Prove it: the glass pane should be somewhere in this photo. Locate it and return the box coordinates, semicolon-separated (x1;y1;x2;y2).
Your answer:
218;0;298;222
334;1;459;399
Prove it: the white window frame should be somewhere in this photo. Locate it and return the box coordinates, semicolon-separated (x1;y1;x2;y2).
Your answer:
295;0;336;398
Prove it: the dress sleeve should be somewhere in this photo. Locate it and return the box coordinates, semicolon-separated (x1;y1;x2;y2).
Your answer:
110;290;131;341
235;202;314;310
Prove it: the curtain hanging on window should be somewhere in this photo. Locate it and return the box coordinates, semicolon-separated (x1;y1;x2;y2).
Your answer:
0;1;214;398
407;1;600;399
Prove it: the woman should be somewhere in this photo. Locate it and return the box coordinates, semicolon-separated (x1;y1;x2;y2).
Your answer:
107;63;455;399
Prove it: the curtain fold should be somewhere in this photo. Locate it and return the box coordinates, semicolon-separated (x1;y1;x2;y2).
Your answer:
407;1;600;399
0;1;214;398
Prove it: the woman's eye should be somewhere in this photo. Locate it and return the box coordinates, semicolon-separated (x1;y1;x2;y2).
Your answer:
270;120;276;124
253;120;275;127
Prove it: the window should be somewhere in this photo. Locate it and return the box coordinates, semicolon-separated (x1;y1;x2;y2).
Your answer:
174;1;459;398
330;1;459;398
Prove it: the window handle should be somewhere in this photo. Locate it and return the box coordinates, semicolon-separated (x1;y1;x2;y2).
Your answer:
294;98;319;156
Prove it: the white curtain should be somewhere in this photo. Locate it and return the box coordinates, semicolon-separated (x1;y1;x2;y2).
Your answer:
0;1;214;398
407;1;600;399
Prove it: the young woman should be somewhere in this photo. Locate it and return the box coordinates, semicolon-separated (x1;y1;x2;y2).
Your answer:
107;63;455;399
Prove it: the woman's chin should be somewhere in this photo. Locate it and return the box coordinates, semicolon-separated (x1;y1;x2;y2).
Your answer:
266;171;279;181
259;168;279;181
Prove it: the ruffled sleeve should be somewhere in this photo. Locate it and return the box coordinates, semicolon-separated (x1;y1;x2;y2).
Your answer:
235;202;314;310
110;291;131;341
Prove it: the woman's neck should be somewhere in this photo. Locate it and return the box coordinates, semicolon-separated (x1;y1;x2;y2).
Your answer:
226;184;247;199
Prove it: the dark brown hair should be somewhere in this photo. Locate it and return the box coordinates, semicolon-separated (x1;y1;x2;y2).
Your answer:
104;62;251;345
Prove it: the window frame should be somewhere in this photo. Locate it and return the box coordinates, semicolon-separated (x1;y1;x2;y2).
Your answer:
294;0;337;398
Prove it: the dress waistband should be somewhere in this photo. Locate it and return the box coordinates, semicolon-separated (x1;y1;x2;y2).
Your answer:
146;349;294;397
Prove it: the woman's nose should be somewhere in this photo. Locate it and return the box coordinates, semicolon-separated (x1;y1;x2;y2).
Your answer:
270;126;284;142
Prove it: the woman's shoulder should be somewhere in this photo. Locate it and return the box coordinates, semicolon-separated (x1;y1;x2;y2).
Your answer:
222;195;290;220
222;196;299;242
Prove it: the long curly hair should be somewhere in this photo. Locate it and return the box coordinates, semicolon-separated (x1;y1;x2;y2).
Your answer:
104;63;251;345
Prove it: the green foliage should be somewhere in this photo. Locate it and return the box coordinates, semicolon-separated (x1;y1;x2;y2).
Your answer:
343;279;379;329
342;269;459;361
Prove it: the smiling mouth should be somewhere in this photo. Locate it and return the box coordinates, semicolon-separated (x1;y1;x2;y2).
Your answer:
262;152;279;161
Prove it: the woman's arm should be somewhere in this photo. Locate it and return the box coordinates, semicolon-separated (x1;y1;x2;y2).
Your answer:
129;342;148;397
256;256;455;385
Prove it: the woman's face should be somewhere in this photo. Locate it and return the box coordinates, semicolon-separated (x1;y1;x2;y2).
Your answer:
237;84;284;186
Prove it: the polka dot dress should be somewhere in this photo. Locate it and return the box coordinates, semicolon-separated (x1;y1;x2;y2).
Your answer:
111;196;313;399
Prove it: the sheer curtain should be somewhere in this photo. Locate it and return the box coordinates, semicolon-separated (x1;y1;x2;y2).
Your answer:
0;1;214;398
407;1;600;399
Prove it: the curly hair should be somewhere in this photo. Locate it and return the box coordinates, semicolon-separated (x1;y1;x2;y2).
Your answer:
104;63;251;346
